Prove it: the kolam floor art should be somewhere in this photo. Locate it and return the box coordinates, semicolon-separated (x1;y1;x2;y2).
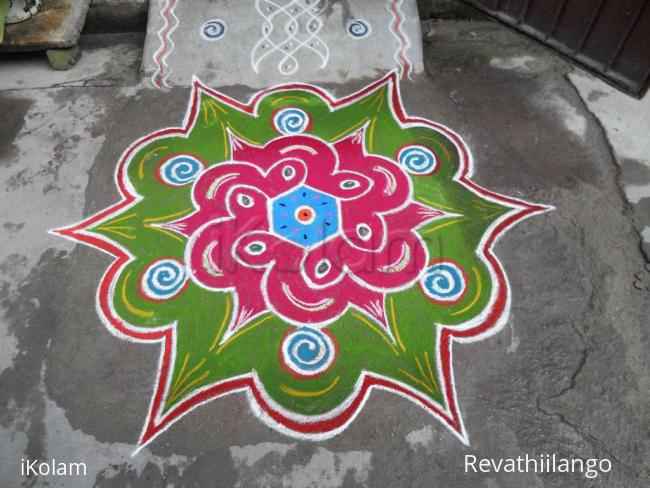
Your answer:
54;72;550;449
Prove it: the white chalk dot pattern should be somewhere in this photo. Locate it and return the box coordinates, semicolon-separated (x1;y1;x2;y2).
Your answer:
252;0;329;75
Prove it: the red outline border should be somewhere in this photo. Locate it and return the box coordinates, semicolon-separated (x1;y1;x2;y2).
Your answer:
53;71;549;448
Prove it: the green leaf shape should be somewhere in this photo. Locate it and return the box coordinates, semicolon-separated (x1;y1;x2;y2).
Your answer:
163;306;443;416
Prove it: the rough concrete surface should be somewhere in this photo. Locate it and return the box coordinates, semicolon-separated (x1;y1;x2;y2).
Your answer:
0;20;649;488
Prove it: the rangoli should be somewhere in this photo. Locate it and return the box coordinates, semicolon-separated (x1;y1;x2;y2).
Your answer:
56;73;548;447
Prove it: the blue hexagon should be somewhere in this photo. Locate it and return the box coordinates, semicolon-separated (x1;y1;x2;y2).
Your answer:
271;186;340;247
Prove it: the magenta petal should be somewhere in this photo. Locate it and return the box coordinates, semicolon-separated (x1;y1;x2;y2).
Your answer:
340;208;386;251
307;170;371;201
187;220;236;289
332;129;366;162
176;129;444;329
302;238;345;286
192;162;263;210
236;134;337;174
230;136;267;167
265;267;347;325
342;231;427;290
234;230;302;269
263;158;308;197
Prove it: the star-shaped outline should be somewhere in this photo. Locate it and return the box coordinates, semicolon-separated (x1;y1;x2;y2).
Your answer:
54;71;551;450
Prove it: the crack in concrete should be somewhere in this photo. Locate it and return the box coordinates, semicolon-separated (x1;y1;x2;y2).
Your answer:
535;395;649;481
566;73;650;266
2;82;134;92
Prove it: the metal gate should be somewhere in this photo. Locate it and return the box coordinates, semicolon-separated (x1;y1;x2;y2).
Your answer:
461;0;650;97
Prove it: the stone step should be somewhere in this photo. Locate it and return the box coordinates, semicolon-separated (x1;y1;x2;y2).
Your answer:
82;0;482;35
142;0;425;89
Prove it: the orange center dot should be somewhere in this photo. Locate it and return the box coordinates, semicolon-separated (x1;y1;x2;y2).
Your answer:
296;206;314;223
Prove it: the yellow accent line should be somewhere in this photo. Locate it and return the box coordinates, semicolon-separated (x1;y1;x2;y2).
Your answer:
373;90;385;112
210;100;228;115
451;266;483;317
121;272;153;318
143;207;194;224
399;368;435;394
481;210;504;221
216;314;273;354
351;312;399;356
144;224;184;243
330;118;368;141
388;297;406;352
143;207;194;244
424;351;439;394
271;95;309;106
359;90;381;106
104;212;137;225
280;376;340;398
360;89;385;112
219;122;229;160
209;295;232;352
171;353;190;391
203;100;210;123
474;200;502;211
168;370;210;404
422;217;470;235
227;123;260;145
202;99;226;124
417;135;451;161
99;227;136;240
172;358;207;395
415;356;436;393
138;146;168;179
209;99;227;115
367;118;378;151
97;225;135;231
416;197;462;214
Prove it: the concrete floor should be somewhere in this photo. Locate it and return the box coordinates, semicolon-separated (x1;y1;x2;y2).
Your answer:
1;22;649;487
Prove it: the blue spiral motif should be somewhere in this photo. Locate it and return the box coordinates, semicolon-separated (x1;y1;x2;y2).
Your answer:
159;155;203;186
141;259;188;301
273;108;310;135
421;261;467;303
281;327;335;376
347;19;371;39
201;19;227;41
398;145;438;175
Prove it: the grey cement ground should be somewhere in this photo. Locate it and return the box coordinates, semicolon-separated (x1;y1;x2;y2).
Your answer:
1;22;649;488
